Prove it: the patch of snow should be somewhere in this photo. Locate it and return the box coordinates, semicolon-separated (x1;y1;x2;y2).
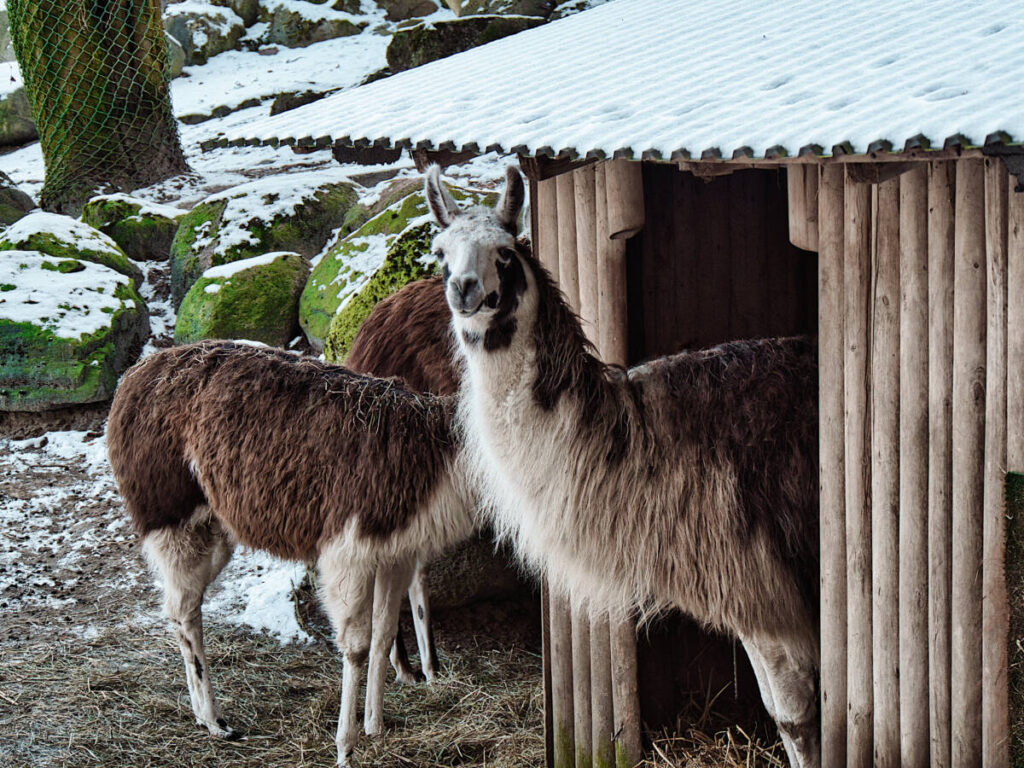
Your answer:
85;193;184;221
171;32;389;118
262;0;371;25
0;251;133;340
203;282;221;294
203;250;292;278
0;60;23;99
2;211;125;257
205;550;312;645
192;168;354;258
164;0;244;29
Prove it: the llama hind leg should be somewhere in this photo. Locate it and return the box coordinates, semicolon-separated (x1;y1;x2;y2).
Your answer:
319;553;375;767
741;633;820;768
406;559;438;682
365;559;415;736
143;510;237;739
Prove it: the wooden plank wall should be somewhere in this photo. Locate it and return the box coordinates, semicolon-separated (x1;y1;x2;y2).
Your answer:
800;159;1020;768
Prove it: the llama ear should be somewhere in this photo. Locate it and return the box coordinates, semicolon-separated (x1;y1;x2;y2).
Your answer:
424;165;460;228
496;166;525;233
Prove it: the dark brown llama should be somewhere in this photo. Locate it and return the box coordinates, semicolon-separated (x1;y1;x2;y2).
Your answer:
426;165;821;768
107;340;474;766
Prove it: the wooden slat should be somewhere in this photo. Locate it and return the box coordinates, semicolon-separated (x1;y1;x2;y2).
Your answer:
590;615;614;768
610;619;641;768
844;168;874;768
557;172;580;313
788;164;809;249
575;164;600;339
551;593;575;768
804;162;820;251
928;159;956;768
604;159;644;240
898;163;930;768
982;160;1009;768
818;163;847;768
596;162;628;367
537;178;560;283
571;606;593;768
951;157;985;768
871;176;901;768
1009;185;1024;470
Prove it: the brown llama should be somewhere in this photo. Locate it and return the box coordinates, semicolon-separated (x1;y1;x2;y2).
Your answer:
345;274;457;682
425;165;821;768
107;338;474;766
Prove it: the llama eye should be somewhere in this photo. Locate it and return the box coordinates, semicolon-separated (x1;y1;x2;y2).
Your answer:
498;247;515;262
434;249;445;261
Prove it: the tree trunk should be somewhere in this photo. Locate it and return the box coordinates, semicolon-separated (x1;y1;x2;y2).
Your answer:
8;0;188;214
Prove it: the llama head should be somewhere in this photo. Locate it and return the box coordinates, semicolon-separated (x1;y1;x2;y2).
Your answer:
425;165;529;350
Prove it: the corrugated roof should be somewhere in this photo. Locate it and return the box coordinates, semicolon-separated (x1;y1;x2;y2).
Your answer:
221;0;1024;160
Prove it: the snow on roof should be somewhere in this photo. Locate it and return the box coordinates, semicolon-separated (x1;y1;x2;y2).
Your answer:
223;0;1024;160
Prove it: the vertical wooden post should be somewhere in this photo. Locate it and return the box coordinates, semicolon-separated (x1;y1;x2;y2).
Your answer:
1009;184;1024;471
951;157;985;768
898;163;930;768
982;160;1009;768
590;615;614;768
788;164;809;249
572;607;593;768
575;164;600;339
605;159;644;240
805;163;820;251
538;178;560;283
599;160;642;768
540;174;575;768
871;176;901;768
557;172;580;313
844;168;873;768
818;162;847;768
928;159;956;768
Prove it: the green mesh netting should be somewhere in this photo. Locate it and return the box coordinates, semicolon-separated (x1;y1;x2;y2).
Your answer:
8;0;188;214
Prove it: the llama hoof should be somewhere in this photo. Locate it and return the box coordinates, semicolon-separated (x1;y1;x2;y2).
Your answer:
205;717;240;740
393;668;419;685
336;746;354;767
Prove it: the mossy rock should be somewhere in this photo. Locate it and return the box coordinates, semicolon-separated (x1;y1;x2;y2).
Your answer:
301;184;495;352
164;31;187;79
81;194;184;263
211;0;260;26
0;173;35;226
377;0;439;21
0;87;38;148
0;212;143;288
175;252;309;347
163;4;245;66
0;251;149;411
265;3;366;48
455;0;553;15
386;15;544;72
169;172;359;307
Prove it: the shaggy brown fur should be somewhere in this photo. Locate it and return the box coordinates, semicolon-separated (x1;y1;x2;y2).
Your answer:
346;276;458;396
108;341;456;557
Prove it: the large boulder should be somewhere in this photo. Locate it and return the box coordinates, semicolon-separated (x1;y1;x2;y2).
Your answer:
0;86;37;148
452;0;552;15
263;1;366;48
0;251;149;411
377;0;439;21
0;172;35;227
0;10;14;63
0;212;143;288
386;15;544;72
305;185;496;357
169;170;358;307
164;32;187;78
212;0;260;26
164;2;246;66
81;194;185;263
174;251;309;347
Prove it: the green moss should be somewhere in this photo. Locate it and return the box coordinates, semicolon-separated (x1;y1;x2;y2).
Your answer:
301;185;495;350
323;223;437;362
0;278;148;410
174;252;308;347
39;259;85;273
0;283;15;291
169;199;227;306
0;230;141;287
1008;471;1024;766
82;195;183;262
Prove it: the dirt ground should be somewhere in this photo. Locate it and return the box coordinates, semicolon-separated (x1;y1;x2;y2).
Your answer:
0;409;544;768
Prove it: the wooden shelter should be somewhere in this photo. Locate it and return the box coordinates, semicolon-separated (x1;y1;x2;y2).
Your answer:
225;0;1024;764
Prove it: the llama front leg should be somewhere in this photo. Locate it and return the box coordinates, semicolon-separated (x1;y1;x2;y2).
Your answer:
143;514;237;739
365;559;415;736
741;634;820;768
319;555;375;767
407;559;438;682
